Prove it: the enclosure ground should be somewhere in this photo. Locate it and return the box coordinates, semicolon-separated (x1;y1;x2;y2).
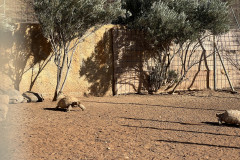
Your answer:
1;90;240;160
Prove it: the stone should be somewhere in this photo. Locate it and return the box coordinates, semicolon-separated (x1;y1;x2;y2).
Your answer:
22;91;44;102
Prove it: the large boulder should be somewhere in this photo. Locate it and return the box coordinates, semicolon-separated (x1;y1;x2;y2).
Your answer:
22;91;44;102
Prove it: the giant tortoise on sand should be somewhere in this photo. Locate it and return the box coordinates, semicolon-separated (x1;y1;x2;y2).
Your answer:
56;96;86;112
216;110;240;126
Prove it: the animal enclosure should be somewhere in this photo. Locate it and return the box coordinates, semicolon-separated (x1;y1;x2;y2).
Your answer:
111;1;240;95
0;0;240;97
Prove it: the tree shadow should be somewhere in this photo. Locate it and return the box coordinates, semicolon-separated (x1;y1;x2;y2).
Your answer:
79;27;166;96
79;29;114;96
0;23;52;91
111;28;156;94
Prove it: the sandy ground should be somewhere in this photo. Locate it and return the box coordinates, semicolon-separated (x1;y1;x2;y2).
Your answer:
1;90;240;160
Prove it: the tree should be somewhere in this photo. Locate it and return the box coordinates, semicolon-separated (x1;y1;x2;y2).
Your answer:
120;0;230;93
168;0;230;93
33;0;123;101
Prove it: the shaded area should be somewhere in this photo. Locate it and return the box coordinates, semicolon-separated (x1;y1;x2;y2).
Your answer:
121;125;240;138
83;100;225;112
156;139;240;150
112;28;157;94
43;108;79;112
0;23;52;91
43;108;67;112
79;30;113;96
120;117;204;126
79;27;161;96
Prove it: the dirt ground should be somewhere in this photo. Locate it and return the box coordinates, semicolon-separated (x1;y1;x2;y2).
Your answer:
1;90;240;160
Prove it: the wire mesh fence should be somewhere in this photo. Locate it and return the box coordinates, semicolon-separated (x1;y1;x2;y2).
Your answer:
112;28;240;95
0;0;37;23
1;0;239;95
112;1;240;95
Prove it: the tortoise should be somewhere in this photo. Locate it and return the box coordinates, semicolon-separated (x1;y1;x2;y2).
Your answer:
216;110;240;126
56;96;86;112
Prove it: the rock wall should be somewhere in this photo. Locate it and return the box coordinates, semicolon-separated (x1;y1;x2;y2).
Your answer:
0;23;115;98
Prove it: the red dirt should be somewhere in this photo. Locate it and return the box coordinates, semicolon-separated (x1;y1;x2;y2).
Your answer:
1;90;240;160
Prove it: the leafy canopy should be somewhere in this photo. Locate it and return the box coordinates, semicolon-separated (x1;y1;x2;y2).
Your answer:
121;0;230;45
34;0;123;43
33;0;123;100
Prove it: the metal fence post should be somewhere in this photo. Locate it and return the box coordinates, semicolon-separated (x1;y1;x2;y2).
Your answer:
215;44;236;93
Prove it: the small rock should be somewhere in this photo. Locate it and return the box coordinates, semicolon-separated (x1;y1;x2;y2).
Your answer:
22;91;44;102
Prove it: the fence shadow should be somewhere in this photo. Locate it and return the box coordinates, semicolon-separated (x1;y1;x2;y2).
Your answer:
83;100;225;112
121;124;240;138
156;139;240;149
120;117;240;128
120;117;204;126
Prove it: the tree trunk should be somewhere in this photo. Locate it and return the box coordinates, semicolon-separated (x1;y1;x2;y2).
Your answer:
198;38;210;89
52;90;59;101
52;45;67;101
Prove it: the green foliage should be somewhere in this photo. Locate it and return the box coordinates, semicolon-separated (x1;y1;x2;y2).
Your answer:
166;70;179;83
193;0;230;35
121;0;230;45
33;0;123;42
33;0;123;100
121;0;156;20
136;1;190;45
120;0;230;93
149;63;179;92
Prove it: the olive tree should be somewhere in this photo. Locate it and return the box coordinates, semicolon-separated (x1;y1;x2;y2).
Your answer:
33;0;123;101
120;0;230;93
